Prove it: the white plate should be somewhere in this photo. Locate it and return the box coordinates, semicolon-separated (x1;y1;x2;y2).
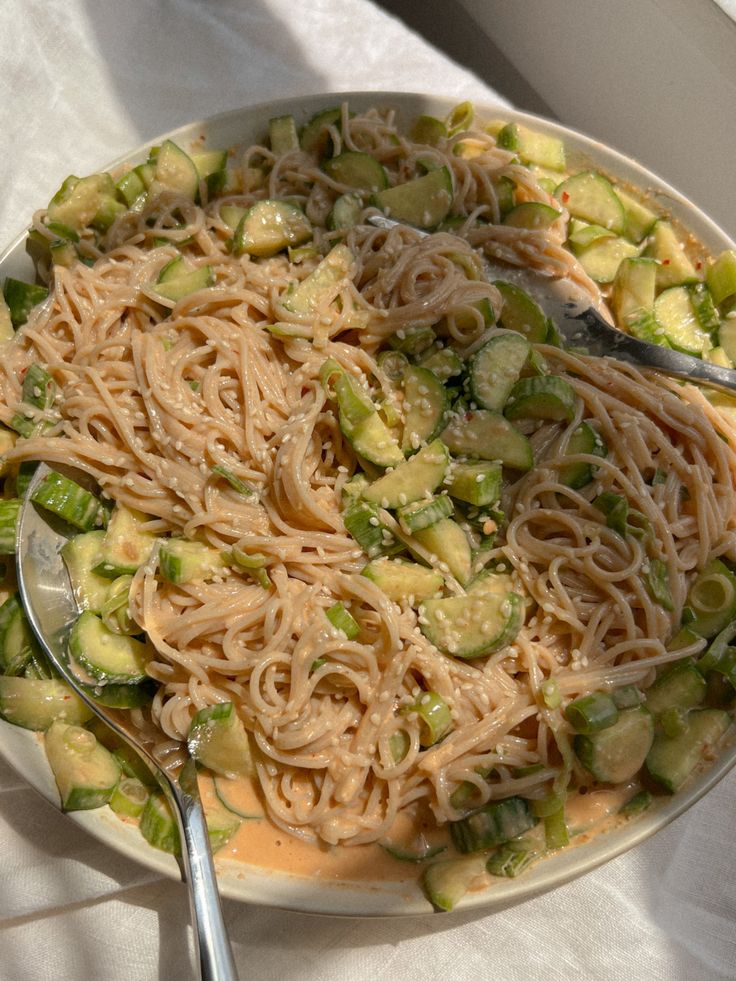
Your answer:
1;92;735;917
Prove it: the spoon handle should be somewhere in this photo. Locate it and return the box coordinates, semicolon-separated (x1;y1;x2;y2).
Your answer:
170;784;239;981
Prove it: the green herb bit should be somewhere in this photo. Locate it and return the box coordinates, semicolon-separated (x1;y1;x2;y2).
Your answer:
211;465;255;497
565;692;619;734
325;601;360;639
645;558;674;611
486;841;535;878
229;548;270;588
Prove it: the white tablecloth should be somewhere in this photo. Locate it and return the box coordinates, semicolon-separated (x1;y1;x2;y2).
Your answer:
1;3;735;979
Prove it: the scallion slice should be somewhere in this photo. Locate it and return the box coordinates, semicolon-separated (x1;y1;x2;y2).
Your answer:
403;691;452;747
565;692;619;734
325;601;360;639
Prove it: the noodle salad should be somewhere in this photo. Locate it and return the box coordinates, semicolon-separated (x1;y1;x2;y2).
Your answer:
1;100;736;911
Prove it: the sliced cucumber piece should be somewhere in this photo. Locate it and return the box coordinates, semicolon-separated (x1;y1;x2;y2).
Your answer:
502;202;561;230
154;141;199;200
450;796;536;853
31;471;104;532
413;518;473;585
497;123;565;171
617;190;658;243
343;498;394;557
420;572;524;656
61;531;111;613
348;412;404;468
654;286;712;356
690;282;720;336
372;167;454;229
646;708;730;793
558;421;607;489
45;721;121;811
505;375;577;422
323;151;388;192
417;346;464;382
214;774;263;819
300;107;342;157
646;221;699;289
707;249;736;307
361;557;443;604
94;505;156;578
442;409;533;471
573;235;640;284
140;792;180;853
494;281;550;342
268;114;299;154
191;149;228;195
362;439;449;508
154;263;214;303
645;658;707;716
281;243;352;315
389;325;436;357
327;192;363;232
0;294;13;340
468;332;530;412
448;460;502;507
203;787;242;852
0;498;20;555
397;494;453;534
611;256;658;330
47;173;119;232
3;277;49;329
159;539;225;584
567;220;614;249
423;855;487;912
188;702;254;778
0;676;93;730
69;611;150;684
233;200;312;257
574;706;654;783
555;171;625;234
401;365;448;453
1;601;38;676
410;114;448;146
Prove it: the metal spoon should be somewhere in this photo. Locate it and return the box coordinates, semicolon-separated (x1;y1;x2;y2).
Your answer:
15;462;238;981
367;213;736;397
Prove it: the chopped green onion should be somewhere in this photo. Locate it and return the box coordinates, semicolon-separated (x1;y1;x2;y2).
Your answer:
660;706;688;738
594;491;629;536
619;789;653;816
0;499;20;554
376;349;409;381
450;796;536;853
22;363;56;410
318;357;344;397
325;601;360;639
210;465;255;496
531;796;569;849
380;841;447;863
388;326;435;357
403;691;452;746
565;692;619;734
229;548;270;588
445;101;474;135
486;842;535;878
389;729;410;764
512;762;545;778
540;678;561;709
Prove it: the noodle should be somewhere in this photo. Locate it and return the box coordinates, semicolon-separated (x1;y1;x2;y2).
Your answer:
1;103;734;852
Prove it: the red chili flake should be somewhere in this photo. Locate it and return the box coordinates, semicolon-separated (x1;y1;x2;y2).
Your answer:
696;261;703;270
662;259;671;265
561;191;570;203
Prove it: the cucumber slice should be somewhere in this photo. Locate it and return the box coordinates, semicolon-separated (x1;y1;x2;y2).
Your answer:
413;518;473;585
219;204;247;231
154;141;199;200
494;281;550;342
555;171;625;233
343;499;395;557
94;505;156;577
617;190;658;243
646;221;699;289
109;776;149;818
645;658;707;716
3;278;49;329
203;788;242;852
397;494;453;534
47;173;119;231
684;560;736;639
361;557;443;603
323;151;388;192
1;601;38;676
362;439;449;508
401;365;448;453
423;854;487;911
111;743;157;787
0;676;93;730
389;325;436;357
689;282;720;336
497;123;565;171
442;409;533;471
159;539;225;584
300;107;342;157
574;706;654;783
87;680;155;709
214;775;263;819
372;167;454;229
61;531;111;613
502;202;561;230
327;192;363;232
0;498;20;554
191;149;228;195
573;235;640;284
348;412;404;468
0;294;13;340
468;333;530;412
611;256;657;330
268;114;299;154
448;461;502;507
558;421;607;489
646;708;731;793
410;114;448;146
654;286;712;356
567;220;614;249
505;375;577;422
188;702;254;778
281;243;352;315
420;572;524;656
233;200;312;257
69;611;150;684
707;249;736;307
45;721;121;811
719;319;736;364
417;346;464;382
450;796;536;853
140;792;180;854
31;471;104;532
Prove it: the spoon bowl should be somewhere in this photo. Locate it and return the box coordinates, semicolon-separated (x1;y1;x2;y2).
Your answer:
16;462;238;981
